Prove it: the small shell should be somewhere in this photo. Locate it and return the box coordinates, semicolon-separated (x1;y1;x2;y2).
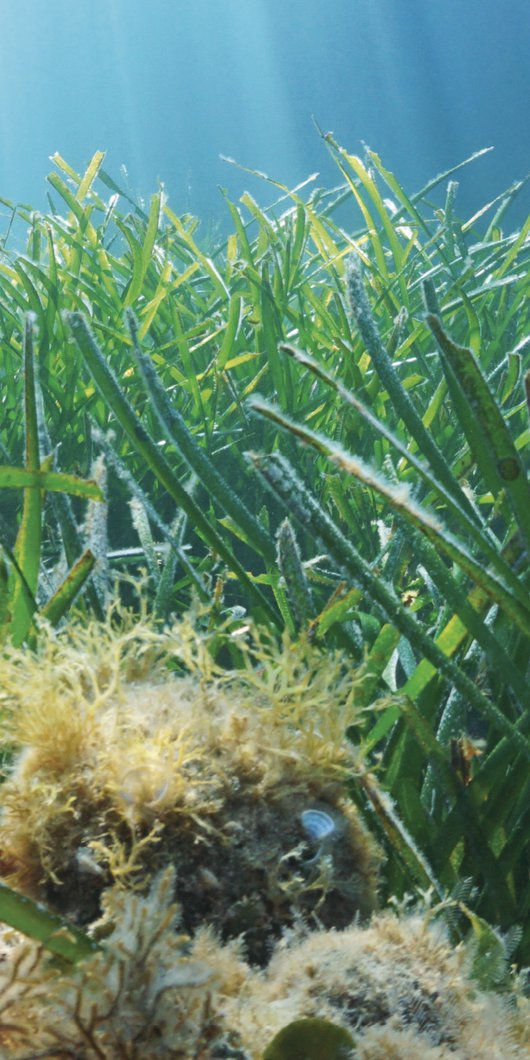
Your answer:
75;847;106;878
300;808;336;843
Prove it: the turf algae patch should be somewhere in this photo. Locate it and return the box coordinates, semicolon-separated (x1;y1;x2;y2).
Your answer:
239;911;530;1059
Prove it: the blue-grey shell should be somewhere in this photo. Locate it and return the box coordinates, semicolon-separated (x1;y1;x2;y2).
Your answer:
300;808;336;842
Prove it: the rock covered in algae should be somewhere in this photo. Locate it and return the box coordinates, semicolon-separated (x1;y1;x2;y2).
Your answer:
0;613;380;963
237;910;530;1059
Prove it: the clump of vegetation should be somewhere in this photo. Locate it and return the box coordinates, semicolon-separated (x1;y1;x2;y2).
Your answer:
0;610;380;963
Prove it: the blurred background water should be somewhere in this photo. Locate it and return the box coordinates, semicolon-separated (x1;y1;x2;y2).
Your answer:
1;0;529;233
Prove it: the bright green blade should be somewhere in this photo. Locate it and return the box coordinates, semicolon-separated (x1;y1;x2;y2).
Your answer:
0;881;98;963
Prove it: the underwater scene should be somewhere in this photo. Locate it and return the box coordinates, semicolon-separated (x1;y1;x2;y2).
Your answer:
1;1;530;1056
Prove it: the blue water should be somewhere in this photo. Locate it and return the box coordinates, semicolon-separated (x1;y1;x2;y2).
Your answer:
2;0;529;229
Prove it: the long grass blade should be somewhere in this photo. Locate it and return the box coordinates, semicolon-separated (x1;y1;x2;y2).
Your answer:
10;316;43;644
251;397;530;639
248;449;530;756
0;468;103;498
0;881;98;963
126;310;275;562
426;309;530;554
279;343;518;585
68;312;280;627
39;549;97;628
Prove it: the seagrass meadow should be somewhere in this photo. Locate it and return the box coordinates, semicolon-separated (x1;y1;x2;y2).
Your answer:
1;137;530;1056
